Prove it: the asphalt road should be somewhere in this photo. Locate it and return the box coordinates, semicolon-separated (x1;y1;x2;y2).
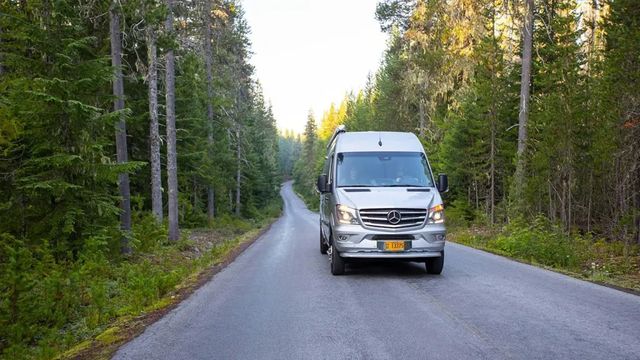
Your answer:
115;182;640;360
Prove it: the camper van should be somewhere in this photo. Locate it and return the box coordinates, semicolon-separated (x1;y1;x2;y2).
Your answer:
317;126;448;275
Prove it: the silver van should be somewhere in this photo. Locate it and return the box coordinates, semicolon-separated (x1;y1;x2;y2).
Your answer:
317;126;448;275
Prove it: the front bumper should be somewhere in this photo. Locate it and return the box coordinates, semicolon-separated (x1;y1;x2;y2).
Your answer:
332;222;445;259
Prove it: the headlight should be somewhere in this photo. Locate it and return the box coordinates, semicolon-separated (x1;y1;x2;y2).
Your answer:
336;204;359;225
427;204;444;224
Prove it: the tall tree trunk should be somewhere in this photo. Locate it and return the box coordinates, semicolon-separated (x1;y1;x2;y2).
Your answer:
165;0;179;241
0;26;4;76
587;168;593;232
636;164;640;245
513;0;534;212
490;116;496;224
109;1;132;254
147;27;163;223
418;99;425;138
204;0;216;222
235;127;241;217
489;7;497;225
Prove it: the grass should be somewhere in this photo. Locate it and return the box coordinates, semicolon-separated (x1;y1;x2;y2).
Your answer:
448;217;640;293
0;201;282;360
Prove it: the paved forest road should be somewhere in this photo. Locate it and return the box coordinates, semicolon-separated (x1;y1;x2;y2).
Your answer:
115;182;640;360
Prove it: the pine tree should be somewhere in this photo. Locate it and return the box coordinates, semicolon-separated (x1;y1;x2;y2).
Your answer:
165;0;179;241
597;0;640;244
109;1;132;254
145;2;163;223
204;0;216;222
512;0;535;214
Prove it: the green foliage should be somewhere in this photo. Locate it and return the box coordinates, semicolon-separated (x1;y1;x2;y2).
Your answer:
278;131;302;178
131;212;169;252
292;112;322;210
490;217;585;268
0;2;126;257
451;216;639;289
444;199;474;228
306;0;639;247
0;205;278;359
0;0;283;357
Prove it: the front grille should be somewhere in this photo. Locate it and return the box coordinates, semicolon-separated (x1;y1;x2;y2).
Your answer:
358;208;427;229
371;234;414;240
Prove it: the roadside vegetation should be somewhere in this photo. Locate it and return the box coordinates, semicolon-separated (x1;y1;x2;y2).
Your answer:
292;0;639;289
0;1;283;358
1;203;280;359
448;216;639;292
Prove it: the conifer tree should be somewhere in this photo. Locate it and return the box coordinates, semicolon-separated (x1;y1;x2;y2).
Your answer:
146;3;163;223
110;0;132;253
513;0;535;214
204;0;216;222
165;0;179;241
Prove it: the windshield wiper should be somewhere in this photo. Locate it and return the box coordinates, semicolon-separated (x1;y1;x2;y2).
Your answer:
337;184;371;188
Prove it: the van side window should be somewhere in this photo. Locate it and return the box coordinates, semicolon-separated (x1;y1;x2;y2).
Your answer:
327;153;335;184
322;154;331;177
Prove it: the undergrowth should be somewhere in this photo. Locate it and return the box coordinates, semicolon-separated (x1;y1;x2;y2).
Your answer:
450;215;640;291
0;200;281;360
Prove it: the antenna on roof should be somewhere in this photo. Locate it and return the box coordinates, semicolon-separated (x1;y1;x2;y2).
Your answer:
327;124;346;150
378;132;383;147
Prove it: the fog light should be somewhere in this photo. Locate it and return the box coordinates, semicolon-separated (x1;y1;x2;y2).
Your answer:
435;234;446;242
337;234;349;241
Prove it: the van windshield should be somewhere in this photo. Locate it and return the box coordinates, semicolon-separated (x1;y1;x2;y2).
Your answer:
336;152;434;188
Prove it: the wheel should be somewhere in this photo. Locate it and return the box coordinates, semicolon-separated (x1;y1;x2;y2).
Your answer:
320;224;328;254
425;250;444;274
330;245;346;275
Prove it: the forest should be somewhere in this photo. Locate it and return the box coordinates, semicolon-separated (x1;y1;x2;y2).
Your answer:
292;0;639;289
1;0;639;358
0;0;281;358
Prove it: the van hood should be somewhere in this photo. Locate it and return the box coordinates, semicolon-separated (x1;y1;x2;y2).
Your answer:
336;187;439;210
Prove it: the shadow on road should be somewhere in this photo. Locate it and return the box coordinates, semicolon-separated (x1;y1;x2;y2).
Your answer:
343;260;430;277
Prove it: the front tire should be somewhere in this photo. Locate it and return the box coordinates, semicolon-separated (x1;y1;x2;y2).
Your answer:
320;224;328;254
425;251;444;274
330;245;346;275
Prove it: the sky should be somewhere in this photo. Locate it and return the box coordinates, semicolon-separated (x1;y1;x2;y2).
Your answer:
241;0;388;134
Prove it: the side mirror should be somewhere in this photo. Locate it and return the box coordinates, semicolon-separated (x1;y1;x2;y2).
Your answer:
317;174;329;193
437;173;449;193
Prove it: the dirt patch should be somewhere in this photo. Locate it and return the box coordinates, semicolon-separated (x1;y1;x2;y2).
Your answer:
179;228;230;260
66;220;277;360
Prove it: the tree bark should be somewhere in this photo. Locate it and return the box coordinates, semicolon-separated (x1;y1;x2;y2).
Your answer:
109;1;132;254
165;0;179;241
204;0;216;222
490;115;496;224
489;7;497;225
418;99;425;138
147;27;163;223
0;26;4;76
235;127;241;217
513;0;534;212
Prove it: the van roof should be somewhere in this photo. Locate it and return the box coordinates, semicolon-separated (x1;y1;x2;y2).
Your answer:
335;131;424;153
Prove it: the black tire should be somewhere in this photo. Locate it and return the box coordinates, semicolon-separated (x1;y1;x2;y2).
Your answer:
320;224;328;254
425;251;444;275
330;245;346;275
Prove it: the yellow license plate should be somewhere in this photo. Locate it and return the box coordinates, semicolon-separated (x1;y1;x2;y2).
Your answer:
384;241;405;251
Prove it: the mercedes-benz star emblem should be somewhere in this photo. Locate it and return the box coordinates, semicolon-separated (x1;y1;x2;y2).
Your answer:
387;210;402;225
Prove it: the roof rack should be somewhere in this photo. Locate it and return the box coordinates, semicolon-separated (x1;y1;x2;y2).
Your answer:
326;124;346;150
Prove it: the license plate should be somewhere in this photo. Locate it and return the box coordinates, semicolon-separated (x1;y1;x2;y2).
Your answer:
384;241;405;251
